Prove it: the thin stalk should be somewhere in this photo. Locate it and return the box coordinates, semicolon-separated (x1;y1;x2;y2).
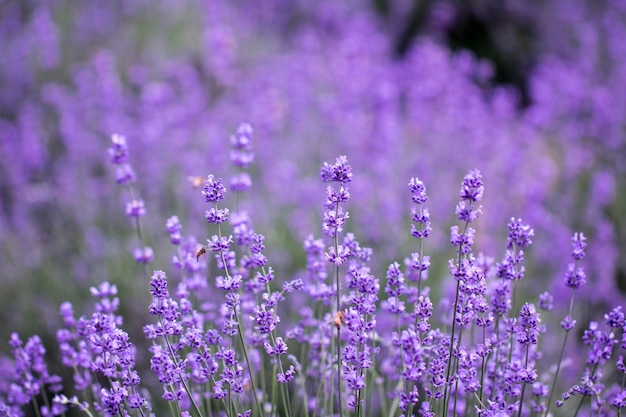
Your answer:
473;392;487;408
271;362;278;417
618;373;625;417
213;211;263;417
30;395;42;417
269;333;293;417
573;394;586;417
333;200;344;417
369;338;386;417
478;324;487;404
517;348;530;417
161;328;204;417
573;364;600;417
38;385;53;417
124;183;149;279
444;221;469;416
72;398;96;417
452;326;465;417
316;339;330;417
329;321;335;417
443;278;461;417
544;289;577;417
124;365;148;417
355;326;364;417
336;325;344;417
544;329;570;417
416;208;425;299
234;311;264;417
296;347;311;417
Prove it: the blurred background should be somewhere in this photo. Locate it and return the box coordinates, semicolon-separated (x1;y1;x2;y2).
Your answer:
1;0;625;396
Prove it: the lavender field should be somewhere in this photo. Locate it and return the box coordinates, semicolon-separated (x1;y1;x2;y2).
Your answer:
1;1;626;416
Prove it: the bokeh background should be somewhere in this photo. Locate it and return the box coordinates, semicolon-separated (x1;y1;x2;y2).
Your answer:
1;0;626;398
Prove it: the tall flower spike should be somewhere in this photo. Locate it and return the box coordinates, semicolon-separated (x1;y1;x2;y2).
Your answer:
109;133;136;185
564;233;587;290
406;177;432;298
230;123;254;193
108;133;152;266
320;155;353;184
230;123;254;168
456;169;484;223
202;175;227;203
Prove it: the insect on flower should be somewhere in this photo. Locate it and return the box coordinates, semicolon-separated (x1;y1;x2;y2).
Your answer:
195;246;207;262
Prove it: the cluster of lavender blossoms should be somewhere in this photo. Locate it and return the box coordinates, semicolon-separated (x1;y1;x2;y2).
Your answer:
2;128;626;417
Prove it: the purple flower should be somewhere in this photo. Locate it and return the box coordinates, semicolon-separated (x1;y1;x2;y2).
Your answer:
108;134;136;184
320;155;353;184
322;207;350;236
108;133;130;165
230;172;252;193
450;225;476;255
282;279;304;293
516;303;540;346
202;175;226;203
490;282;511;315
251;304;278;334
538;292;553;311
133;246;154;264
114;164;136;185
605;306;625;328
325;244;350;265
409;177;428;204
582;321;617;365
560;315;576;331
564;262;586;289
277;365;295;383
325;185;351;206
101;381;128;416
229;123;254;168
456;169;483;223
165;216;182;245
125;199;146;218
215;273;242;291
571;232;587;260
204;207;230;224
409;177;432;242
611;390;626;409
506;217;534;250
264;337;288;357
207;235;232;253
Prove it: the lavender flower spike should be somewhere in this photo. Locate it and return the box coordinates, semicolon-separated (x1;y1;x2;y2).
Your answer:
456;169;484;223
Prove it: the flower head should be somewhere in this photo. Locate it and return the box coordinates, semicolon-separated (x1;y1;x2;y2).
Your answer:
320;155;352;184
202;175;226;203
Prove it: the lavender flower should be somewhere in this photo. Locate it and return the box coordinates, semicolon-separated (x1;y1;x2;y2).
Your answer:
202;175;227;203
455;169;484;223
108;133;153;267
229;123;254;193
166;215;183;245
108;133;136;185
3;334;63;417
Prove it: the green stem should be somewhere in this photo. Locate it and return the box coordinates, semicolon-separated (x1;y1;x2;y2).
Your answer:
443;278;461;417
478;324;487;405
333;201;344;417
125;183;149;279
517;348;530;417
161;329;204;417
444;221;469;417
234;311;264;417
544;329;570;417
544;289;577;417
